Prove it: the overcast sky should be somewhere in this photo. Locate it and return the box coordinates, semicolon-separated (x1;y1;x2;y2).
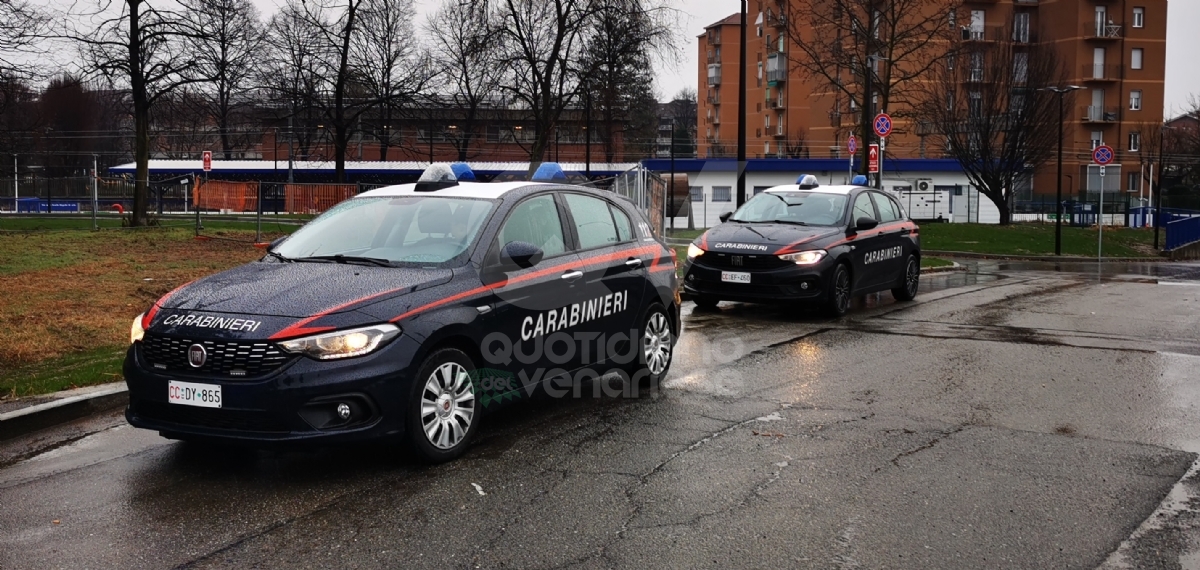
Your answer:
261;0;1198;118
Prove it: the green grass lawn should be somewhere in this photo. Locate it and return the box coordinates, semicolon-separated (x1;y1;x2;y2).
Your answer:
922;257;954;269
919;223;1160;258
0;346;127;400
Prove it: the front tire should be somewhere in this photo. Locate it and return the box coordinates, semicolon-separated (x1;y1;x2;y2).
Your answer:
824;263;852;317
627;303;675;386
892;255;920;302
406;348;479;463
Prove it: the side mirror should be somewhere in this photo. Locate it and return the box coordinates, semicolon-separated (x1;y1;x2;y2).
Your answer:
854;217;879;232
719;212;732;223
500;241;544;269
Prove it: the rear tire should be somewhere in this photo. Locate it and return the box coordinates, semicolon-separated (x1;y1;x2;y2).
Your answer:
406;348;479;463
891;255;920;302
692;296;719;309
626;303;675;387
824;263;852;317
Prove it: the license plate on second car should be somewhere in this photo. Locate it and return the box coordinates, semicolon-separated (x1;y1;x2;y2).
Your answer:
721;271;751;284
168;380;222;408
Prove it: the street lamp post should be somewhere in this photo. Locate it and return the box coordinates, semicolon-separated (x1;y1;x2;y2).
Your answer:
1154;124;1172;250
1039;85;1083;256
736;0;747;206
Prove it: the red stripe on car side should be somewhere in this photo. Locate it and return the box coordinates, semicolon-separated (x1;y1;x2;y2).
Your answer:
387;244;661;324
143;280;194;329
268;286;423;340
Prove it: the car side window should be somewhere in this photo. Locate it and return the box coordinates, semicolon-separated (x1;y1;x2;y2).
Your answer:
851;192;877;222
610;204;633;242
872;193;901;223
564;193;619;250
496;194;567;257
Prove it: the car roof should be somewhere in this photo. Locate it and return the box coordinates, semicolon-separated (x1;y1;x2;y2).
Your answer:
357;181;547;200
763;184;868;196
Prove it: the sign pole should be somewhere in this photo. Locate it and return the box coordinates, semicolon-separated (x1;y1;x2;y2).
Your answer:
92;154;98;231
1090;145;1115;272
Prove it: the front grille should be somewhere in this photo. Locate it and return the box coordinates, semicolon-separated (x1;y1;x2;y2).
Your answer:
141;333;293;378
134;401;292;433
699;252;791;270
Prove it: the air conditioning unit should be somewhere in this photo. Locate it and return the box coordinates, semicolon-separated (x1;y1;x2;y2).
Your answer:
916;179;933;192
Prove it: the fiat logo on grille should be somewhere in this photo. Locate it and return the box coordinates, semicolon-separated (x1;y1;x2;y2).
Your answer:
187;344;207;368
731;255;744;267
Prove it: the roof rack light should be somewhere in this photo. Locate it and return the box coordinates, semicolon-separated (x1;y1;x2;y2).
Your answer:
851;175;868;186
531;162;568;182
450;162;477;182
415;163;458;192
796;174;820;190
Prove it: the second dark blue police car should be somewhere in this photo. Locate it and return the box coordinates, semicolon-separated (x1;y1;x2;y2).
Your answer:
681;175;921;315
124;163;680;462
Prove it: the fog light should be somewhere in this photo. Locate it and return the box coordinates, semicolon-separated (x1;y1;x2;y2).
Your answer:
801;282;809;290
336;403;351;420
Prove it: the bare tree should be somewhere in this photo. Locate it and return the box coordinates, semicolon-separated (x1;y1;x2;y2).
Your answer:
179;0;265;159
666;87;697;158
261;1;326;160
484;0;597;174
782;128;808;158
780;0;959;172
577;0;677;162
0;0;49;77
425;0;504;162
353;0;430;161
65;0;205;225
912;28;1064;224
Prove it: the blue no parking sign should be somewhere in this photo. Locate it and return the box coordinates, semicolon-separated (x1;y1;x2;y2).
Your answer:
873;113;893;138
1092;145;1114;166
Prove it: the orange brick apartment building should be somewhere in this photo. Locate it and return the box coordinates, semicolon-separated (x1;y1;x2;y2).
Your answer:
698;0;1168;198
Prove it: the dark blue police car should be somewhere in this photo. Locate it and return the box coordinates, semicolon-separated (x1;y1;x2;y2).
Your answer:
681;175;921;316
125;164;679;462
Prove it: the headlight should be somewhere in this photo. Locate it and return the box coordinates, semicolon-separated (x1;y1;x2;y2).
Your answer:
131;313;146;344
687;243;705;260
778;249;827;265
277;324;400;360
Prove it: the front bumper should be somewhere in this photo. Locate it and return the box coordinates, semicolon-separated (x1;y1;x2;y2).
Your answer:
681;257;833;304
123;334;424;445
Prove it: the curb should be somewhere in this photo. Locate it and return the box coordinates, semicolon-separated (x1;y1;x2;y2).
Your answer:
924;250;1168;263
0;384;127;441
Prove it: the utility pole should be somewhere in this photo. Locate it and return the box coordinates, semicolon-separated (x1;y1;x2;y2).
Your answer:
1038;85;1082;256
92;155;99;231
585;90;592;179
736;0;747;206
287;115;294;184
1154;124;1169;250
12;154;17;208
669;117;676;232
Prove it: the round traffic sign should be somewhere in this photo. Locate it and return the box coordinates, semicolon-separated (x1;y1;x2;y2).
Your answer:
848;134;857;154
873;113;893;138
1092;145;1114;166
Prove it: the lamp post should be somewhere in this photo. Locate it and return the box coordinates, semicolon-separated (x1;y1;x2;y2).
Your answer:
1038;85;1083;256
736;0;747;206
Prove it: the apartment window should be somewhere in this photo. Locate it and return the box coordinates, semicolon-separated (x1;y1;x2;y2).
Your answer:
947;90;955;111
1129;131;1141;152
968;91;982;118
1014;12;1030;43
689;186;704;202
1130;90;1142;110
757;25;762;37
1133;7;1145;28
1091;131;1103;150
753;186;770;195
1131;48;1144;70
948;9;956;29
712;186;732;202
1128;172;1139;192
764;114;771;128
764;142;770;155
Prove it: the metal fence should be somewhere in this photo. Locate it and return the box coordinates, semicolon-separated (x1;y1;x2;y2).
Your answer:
608;165;666;236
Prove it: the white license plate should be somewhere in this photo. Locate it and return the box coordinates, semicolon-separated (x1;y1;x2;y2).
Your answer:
168;380;222;409
721;271;752;283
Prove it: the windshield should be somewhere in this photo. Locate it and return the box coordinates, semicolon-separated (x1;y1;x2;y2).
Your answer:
273;196;495;267
728;191;848;226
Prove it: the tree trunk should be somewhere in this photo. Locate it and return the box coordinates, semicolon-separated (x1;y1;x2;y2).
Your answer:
129;0;149;227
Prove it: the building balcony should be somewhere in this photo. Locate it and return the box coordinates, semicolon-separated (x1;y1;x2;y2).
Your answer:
707;75;721;87
1082;64;1121;81
706;95;720;105
766;69;787;83
707;32;721;45
772;125;786;137
1080;105;1119;123
1083;21;1122;40
960;25;1003;42
770;96;786;109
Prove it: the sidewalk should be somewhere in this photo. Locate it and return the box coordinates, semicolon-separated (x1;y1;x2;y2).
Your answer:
0;383;127;441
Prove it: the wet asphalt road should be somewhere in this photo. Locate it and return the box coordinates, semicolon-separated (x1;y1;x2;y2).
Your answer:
4;261;1200;569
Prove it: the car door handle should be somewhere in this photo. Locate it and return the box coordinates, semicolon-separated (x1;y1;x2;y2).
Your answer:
625;258;643;268
561;270;583;281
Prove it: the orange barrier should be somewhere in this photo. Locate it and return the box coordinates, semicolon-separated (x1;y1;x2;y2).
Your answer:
284;184;357;214
195;181;259;212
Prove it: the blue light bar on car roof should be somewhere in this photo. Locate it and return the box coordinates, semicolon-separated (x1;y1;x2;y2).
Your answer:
851;175;868;186
531;162;568;182
450;163;477;182
795;174;820;189
415;163;459;192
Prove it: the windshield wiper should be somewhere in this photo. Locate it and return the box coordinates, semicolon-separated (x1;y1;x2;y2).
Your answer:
295;255;395;267
767;219;810;226
264;250;292;263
